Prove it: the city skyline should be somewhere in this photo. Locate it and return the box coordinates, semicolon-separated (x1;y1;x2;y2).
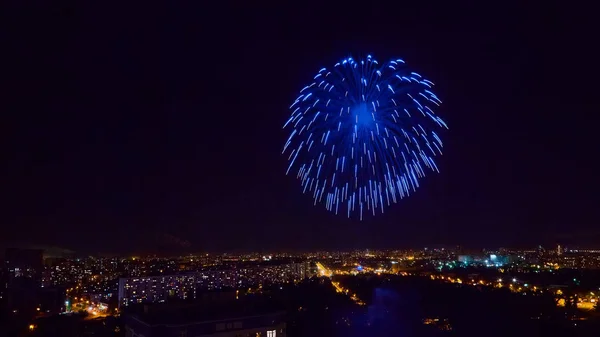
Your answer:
5;234;600;336
4;3;599;253
5;243;600;260
3;2;599;336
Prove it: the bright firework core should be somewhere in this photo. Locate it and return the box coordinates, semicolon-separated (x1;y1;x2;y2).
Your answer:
283;55;448;220
354;103;375;128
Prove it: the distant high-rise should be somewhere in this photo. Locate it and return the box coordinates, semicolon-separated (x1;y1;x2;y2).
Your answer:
118;274;197;308
5;248;44;284
4;248;45;315
536;245;545;258
0;264;7;306
557;244;563;256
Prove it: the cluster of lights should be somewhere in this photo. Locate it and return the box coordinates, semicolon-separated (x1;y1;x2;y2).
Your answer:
119;263;309;307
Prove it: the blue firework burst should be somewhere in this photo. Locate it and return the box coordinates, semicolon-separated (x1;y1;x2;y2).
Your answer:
283;55;448;220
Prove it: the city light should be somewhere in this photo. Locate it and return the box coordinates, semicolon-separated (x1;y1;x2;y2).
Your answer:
7;244;600;330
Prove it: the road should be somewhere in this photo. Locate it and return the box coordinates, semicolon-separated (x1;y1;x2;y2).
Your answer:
316;261;365;305
316;262;333;277
69;300;112;320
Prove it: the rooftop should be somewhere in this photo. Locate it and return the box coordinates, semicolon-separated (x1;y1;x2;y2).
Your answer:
128;293;285;326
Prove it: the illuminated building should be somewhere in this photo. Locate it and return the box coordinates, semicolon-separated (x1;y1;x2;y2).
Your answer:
4;248;45;315
118;274;197;308
488;254;511;266
457;255;473;264
5;248;44;284
457;254;514;267
0;265;6;303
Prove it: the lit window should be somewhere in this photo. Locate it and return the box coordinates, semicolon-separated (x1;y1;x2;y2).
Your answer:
267;330;276;337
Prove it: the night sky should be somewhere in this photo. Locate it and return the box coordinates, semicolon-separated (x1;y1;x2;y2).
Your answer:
3;2;599;254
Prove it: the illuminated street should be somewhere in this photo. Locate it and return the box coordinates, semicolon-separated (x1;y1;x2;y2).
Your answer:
67;296;112;320
316;262;364;305
316;262;333;277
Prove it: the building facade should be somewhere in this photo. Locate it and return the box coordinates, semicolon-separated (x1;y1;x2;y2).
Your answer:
125;312;286;337
118;263;311;307
118;274;197;308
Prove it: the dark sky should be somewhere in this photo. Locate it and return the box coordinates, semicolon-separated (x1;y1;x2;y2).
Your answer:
3;2;599;254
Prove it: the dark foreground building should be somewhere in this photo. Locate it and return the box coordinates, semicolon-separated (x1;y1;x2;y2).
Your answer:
123;292;286;337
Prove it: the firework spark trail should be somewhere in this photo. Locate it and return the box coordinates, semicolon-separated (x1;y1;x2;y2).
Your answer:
283;55;448;220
